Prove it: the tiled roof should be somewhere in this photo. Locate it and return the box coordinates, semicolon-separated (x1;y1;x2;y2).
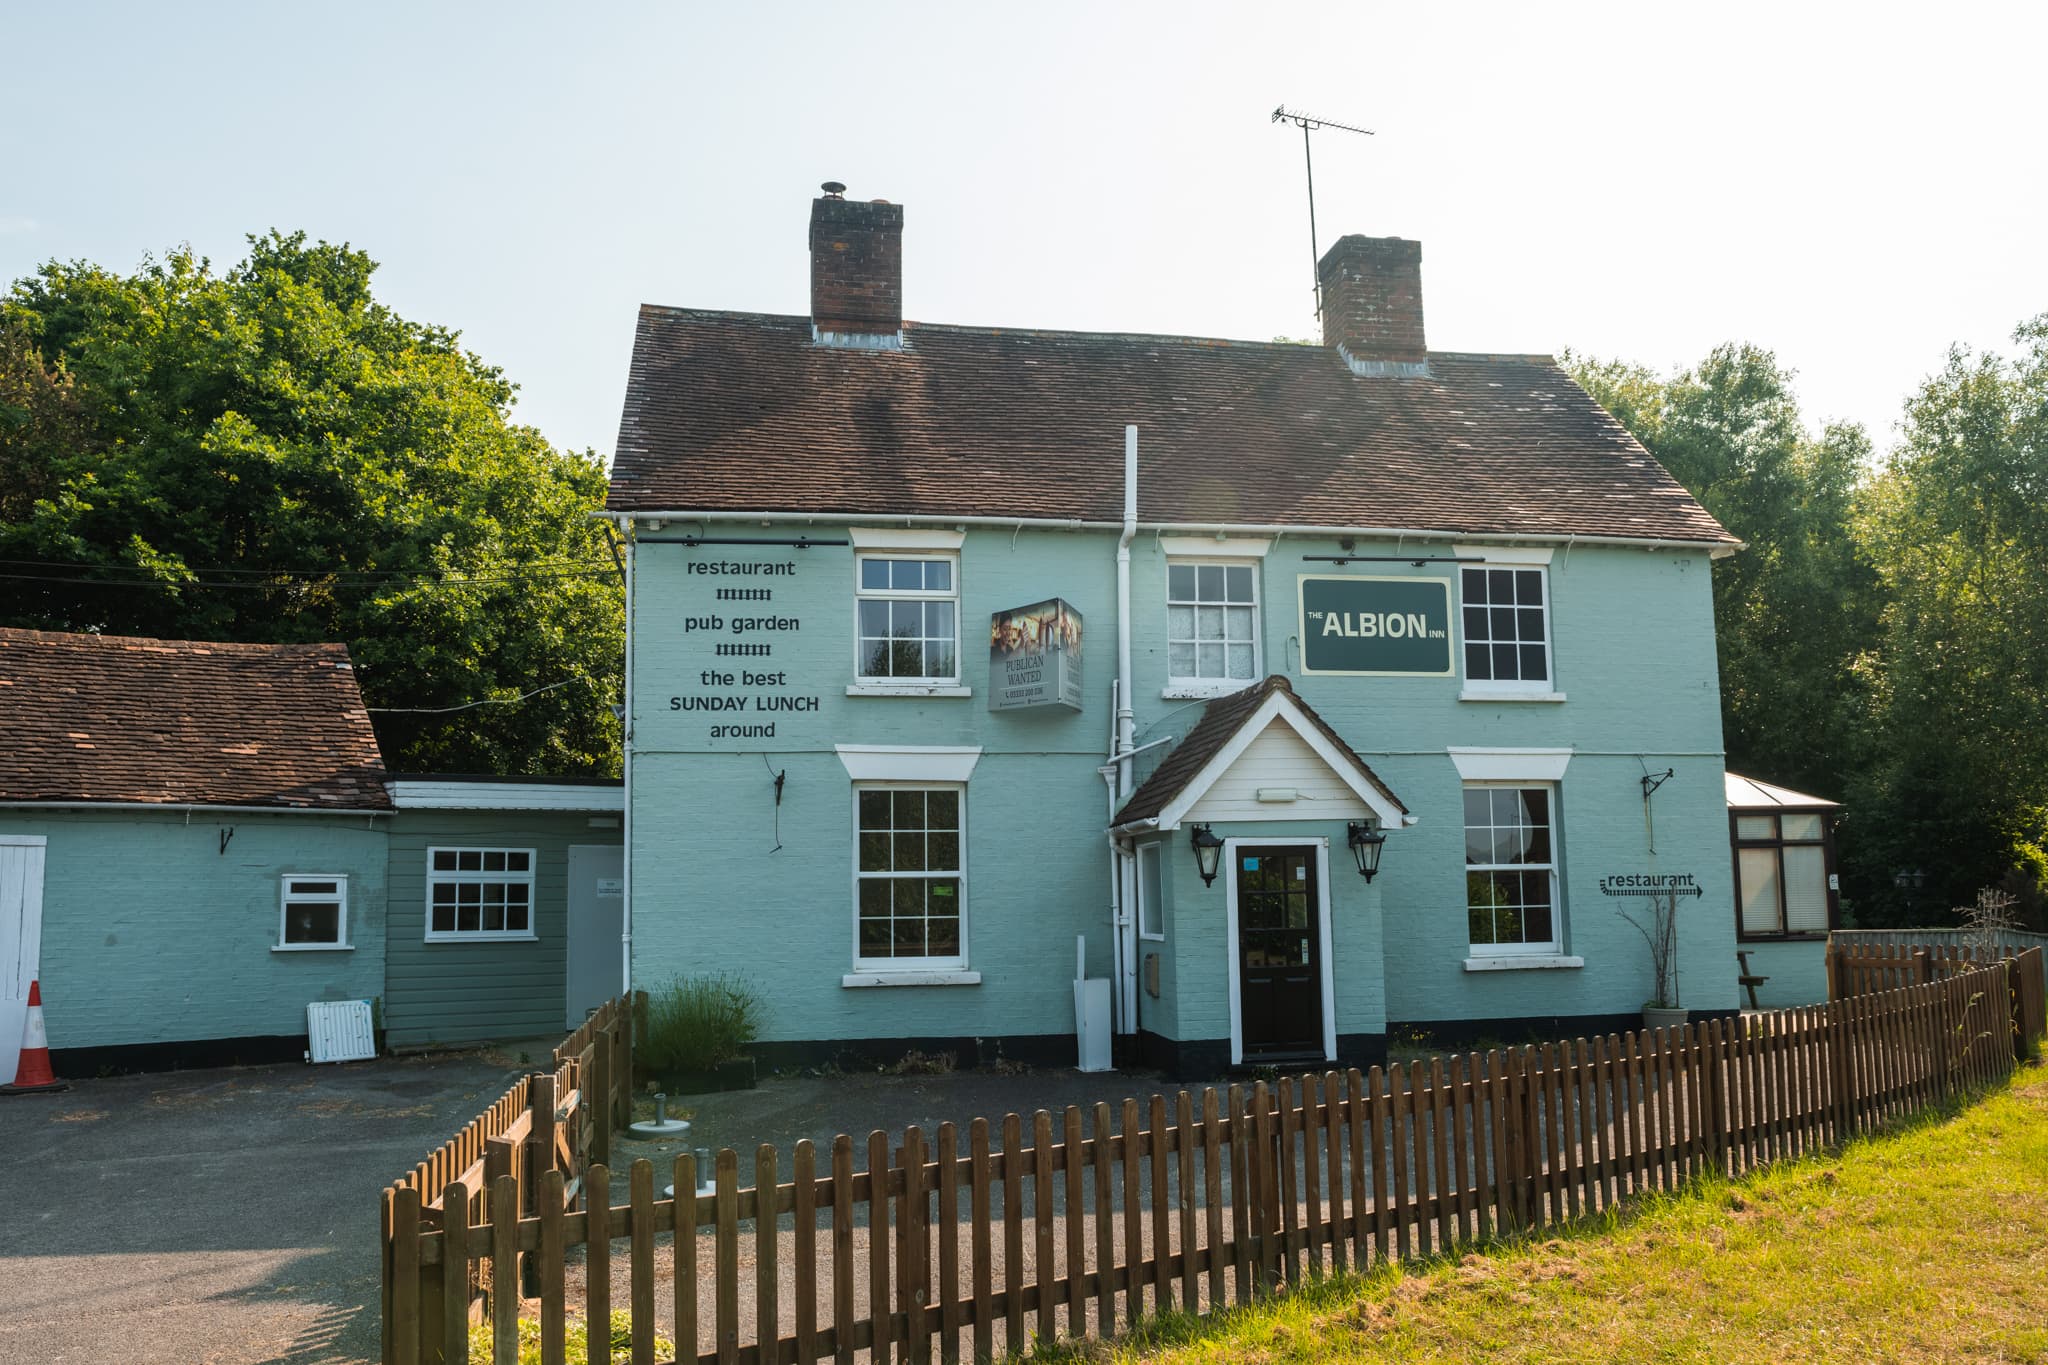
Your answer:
1725;771;1841;811
607;307;1737;547
1113;675;1405;827
0;629;391;809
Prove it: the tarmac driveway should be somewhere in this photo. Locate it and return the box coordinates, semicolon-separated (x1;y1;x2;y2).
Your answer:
0;1047;537;1365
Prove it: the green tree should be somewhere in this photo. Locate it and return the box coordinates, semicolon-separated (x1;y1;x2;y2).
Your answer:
1569;345;1879;800
0;233;621;775
1851;318;2048;923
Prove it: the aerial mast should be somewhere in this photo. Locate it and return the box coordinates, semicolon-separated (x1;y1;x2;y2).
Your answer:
1271;105;1375;324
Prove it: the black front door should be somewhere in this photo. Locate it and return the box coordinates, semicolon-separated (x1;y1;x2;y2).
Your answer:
1236;846;1323;1060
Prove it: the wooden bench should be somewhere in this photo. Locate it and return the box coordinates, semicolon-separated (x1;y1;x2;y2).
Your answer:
1737;950;1769;1009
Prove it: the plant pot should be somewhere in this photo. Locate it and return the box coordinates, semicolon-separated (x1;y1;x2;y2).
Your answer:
1642;1004;1690;1033
659;1056;757;1096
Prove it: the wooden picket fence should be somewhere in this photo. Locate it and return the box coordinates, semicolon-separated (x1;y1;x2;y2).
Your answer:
381;994;637;1365
382;955;2044;1365
1829;935;2045;1007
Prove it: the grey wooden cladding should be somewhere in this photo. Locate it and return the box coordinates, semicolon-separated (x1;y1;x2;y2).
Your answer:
384;952;2044;1364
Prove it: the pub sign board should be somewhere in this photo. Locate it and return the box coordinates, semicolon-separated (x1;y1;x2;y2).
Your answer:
989;598;1084;711
1298;575;1454;676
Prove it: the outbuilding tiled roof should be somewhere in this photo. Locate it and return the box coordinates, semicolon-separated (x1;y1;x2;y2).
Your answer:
1113;675;1405;827
608;308;1737;547
0;628;390;809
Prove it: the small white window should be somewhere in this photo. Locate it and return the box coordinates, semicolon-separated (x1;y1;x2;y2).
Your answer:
1137;842;1164;941
1167;561;1259;685
279;875;349;950
426;847;537;941
856;554;960;683
855;786;965;968
1464;784;1560;954
1461;566;1552;691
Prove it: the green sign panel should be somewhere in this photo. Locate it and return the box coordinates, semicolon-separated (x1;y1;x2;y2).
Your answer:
1298;575;1454;676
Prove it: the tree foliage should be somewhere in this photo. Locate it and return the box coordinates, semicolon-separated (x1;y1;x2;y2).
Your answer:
0;233;621;775
1571;322;2048;928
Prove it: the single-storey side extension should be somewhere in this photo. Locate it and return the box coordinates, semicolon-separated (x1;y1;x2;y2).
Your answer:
0;628;392;1075
0;628;625;1074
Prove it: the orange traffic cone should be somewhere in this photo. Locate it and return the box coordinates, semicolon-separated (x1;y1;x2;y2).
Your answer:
2;980;68;1095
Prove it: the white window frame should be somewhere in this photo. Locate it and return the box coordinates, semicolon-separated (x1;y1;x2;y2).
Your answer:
1462;782;1563;957
1459;563;1556;697
851;551;964;692
425;846;539;943
850;782;969;974
1137;841;1165;941
276;874;350;951
1165;557;1262;695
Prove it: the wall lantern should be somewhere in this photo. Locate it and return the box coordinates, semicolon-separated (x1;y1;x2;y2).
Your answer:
1347;819;1387;881
1189;823;1224;887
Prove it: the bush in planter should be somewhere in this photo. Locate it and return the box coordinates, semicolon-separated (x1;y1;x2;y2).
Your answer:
639;972;763;1078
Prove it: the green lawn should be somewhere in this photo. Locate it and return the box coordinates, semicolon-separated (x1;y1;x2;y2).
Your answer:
1049;1062;2048;1364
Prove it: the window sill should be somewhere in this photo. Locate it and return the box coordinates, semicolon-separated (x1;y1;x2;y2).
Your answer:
1738;933;1829;944
1462;954;1584;972
846;683;973;698
1459;690;1567;704
1161;681;1255;700
425;934;540;945
842;970;982;988
272;943;353;953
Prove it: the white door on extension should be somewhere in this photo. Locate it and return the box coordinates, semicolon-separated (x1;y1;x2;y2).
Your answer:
565;844;625;1030
0;837;48;1085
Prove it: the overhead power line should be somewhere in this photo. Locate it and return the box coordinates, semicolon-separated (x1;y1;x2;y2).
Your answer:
366;677;584;715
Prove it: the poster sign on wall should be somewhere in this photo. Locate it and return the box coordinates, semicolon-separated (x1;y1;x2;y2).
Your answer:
1298;575;1454;676
989;599;1084;711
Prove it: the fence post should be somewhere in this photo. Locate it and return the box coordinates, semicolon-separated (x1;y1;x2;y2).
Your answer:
2008;959;2027;1064
1825;948;1840;1002
592;1028;614;1170
524;1073;555;1299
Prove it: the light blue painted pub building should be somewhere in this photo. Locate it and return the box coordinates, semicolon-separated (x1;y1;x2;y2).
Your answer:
603;188;1774;1076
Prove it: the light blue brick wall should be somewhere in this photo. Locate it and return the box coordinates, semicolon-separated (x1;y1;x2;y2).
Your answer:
1737;938;1831;1008
628;525;1736;1045
2;810;387;1048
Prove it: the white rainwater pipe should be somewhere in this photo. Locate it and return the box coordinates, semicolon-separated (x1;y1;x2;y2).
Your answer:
1110;425;1140;1034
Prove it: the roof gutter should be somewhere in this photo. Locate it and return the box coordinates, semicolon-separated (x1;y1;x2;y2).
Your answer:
0;800;391;817
600;508;1744;558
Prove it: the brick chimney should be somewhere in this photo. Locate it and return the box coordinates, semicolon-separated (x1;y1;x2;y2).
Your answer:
809;183;904;350
1317;235;1428;377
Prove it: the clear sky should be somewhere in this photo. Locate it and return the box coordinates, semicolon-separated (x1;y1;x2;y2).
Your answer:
3;2;2043;463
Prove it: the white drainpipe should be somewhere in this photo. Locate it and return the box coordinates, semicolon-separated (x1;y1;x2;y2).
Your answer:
618;516;635;1000
1112;425;1140;1033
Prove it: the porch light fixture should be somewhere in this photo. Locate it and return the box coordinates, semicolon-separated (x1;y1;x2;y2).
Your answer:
1347;819;1387;881
1189;823;1224;887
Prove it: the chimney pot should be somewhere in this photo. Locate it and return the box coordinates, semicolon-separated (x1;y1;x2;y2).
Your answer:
809;190;904;349
1318;235;1428;377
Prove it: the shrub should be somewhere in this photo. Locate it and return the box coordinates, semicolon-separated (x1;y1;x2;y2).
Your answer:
638;972;763;1076
468;1311;673;1365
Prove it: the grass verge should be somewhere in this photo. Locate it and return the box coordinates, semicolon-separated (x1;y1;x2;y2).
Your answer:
1042;1061;2048;1364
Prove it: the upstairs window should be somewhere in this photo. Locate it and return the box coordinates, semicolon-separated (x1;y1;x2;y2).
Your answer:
1461;566;1551;689
1167;561;1258;686
427;848;536;941
1735;811;1833;938
856;554;959;683
278;875;348;949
